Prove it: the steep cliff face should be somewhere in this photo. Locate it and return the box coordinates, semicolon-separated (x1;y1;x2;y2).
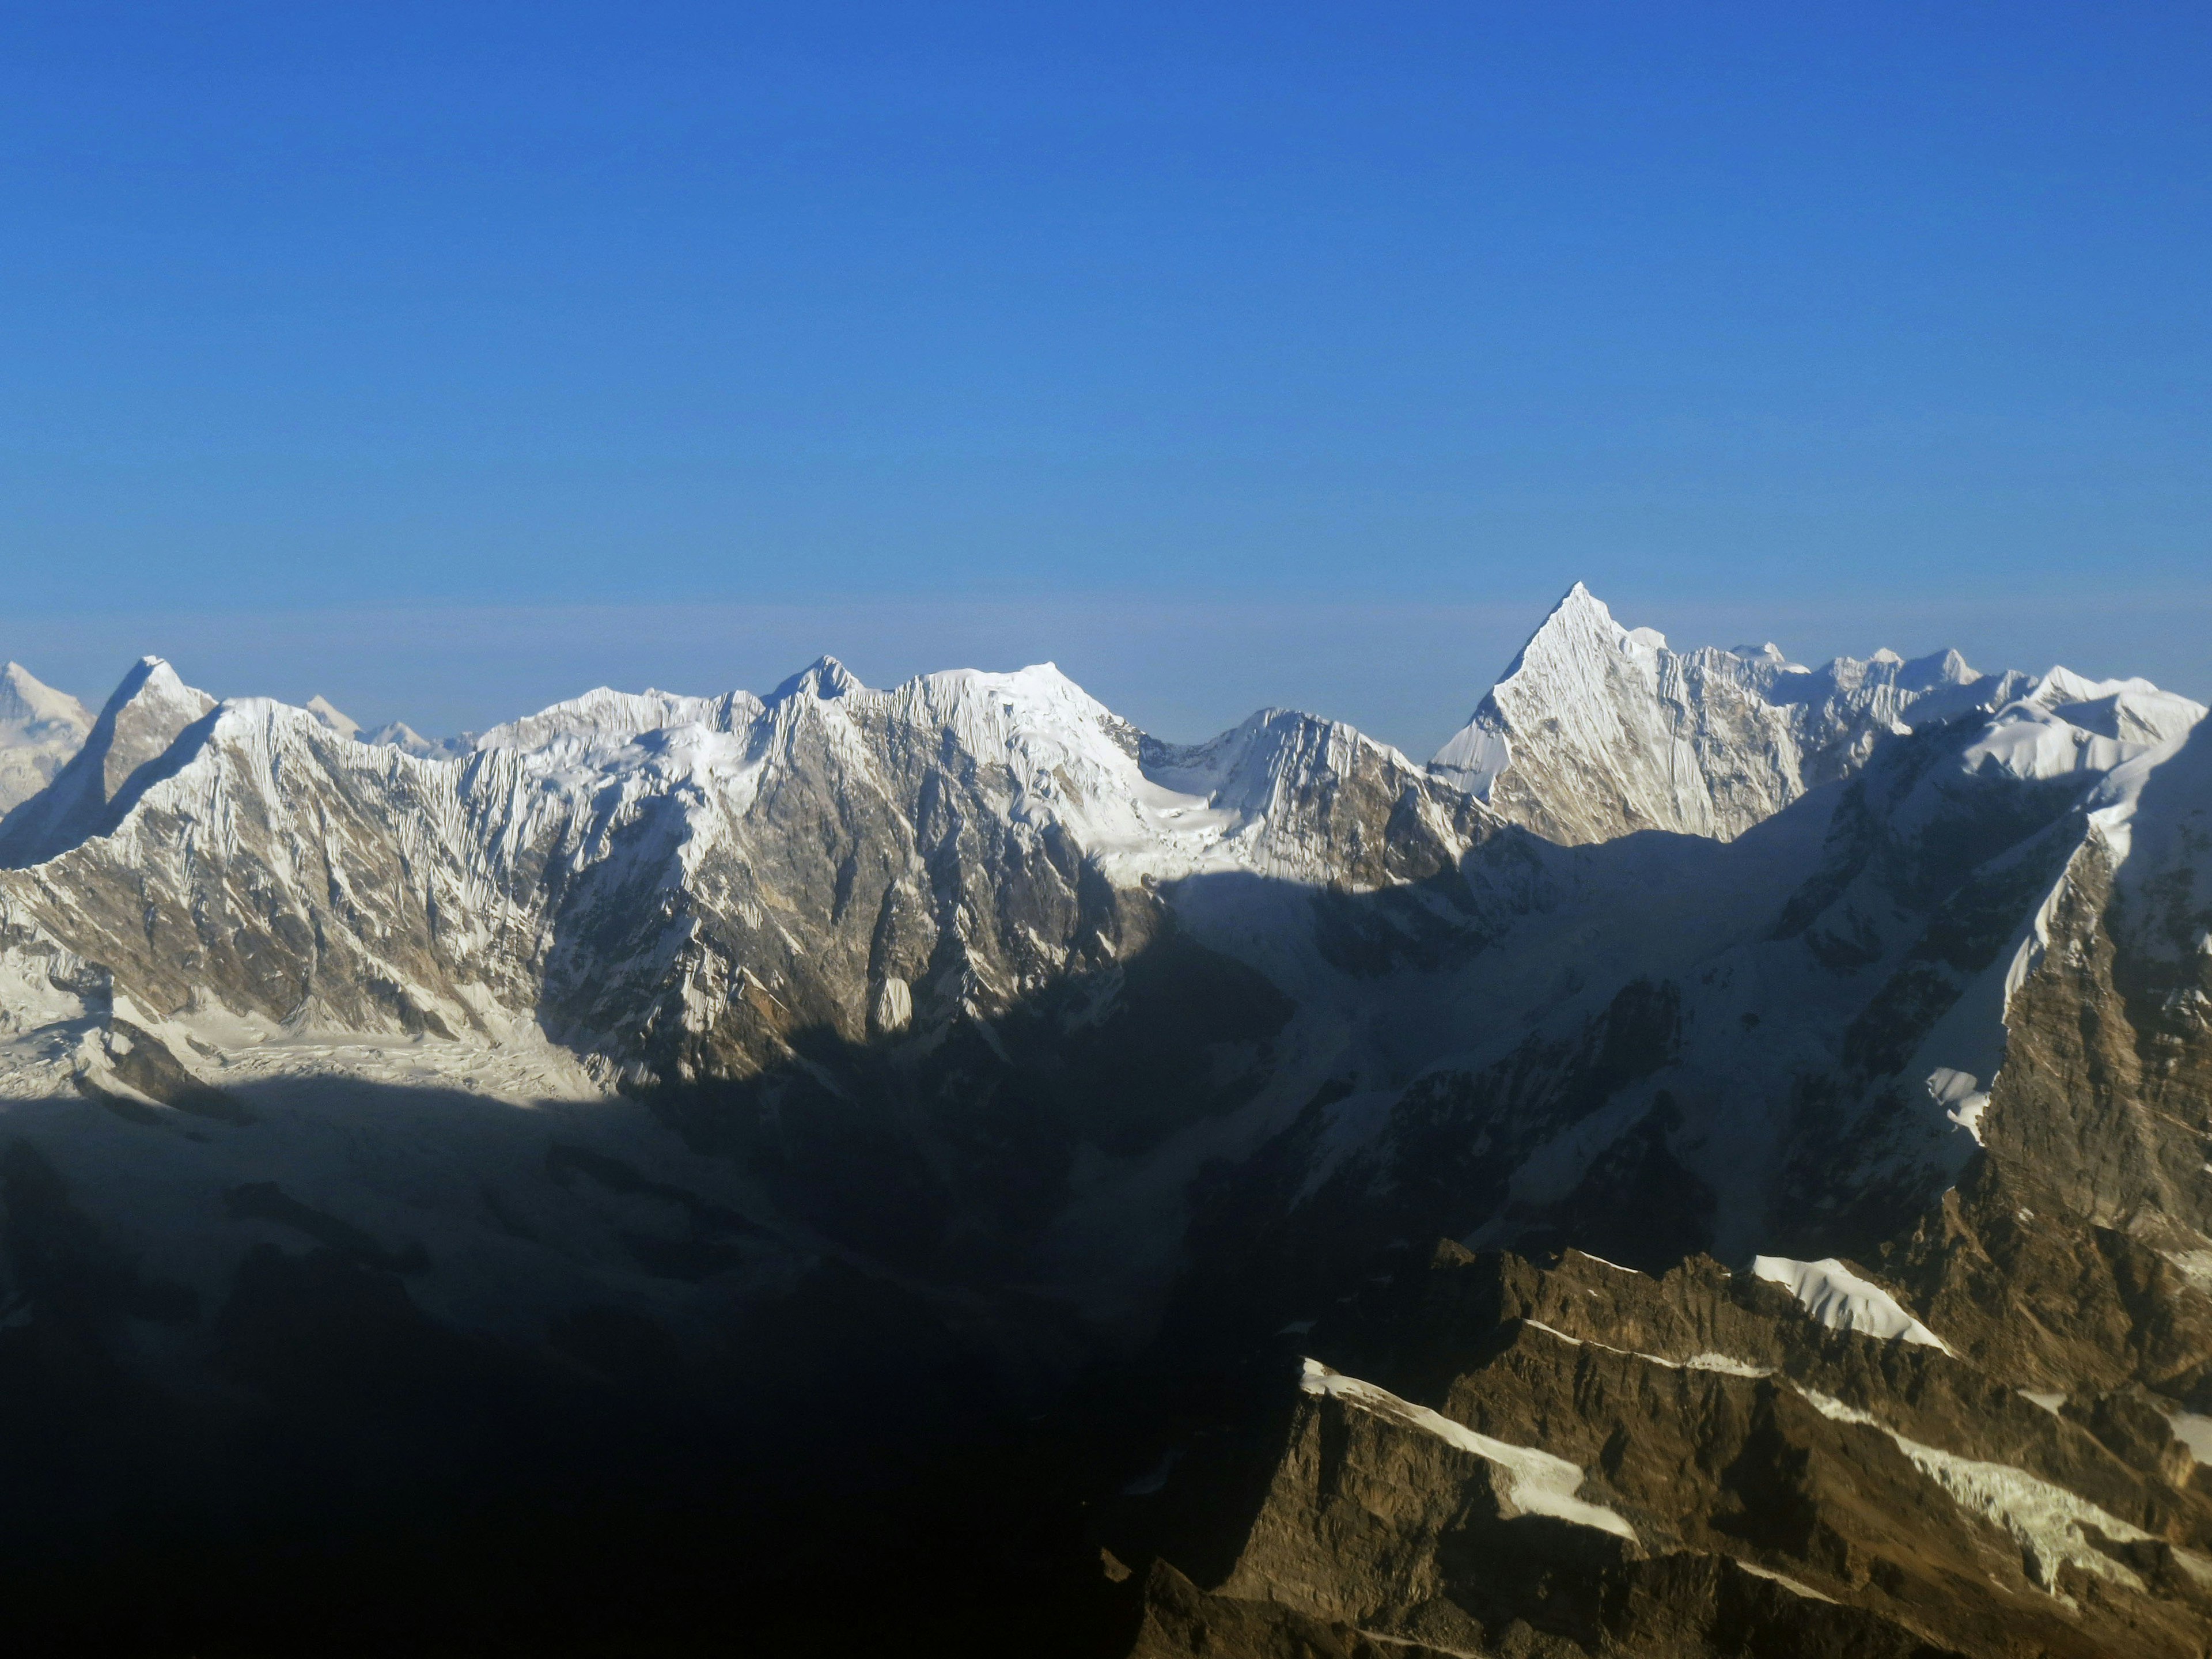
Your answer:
1115;1247;2212;1659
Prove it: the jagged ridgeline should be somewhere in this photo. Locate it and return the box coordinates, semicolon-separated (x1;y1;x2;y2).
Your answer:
0;586;2207;1656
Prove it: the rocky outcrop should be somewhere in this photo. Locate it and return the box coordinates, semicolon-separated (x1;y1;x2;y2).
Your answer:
1113;1245;2212;1658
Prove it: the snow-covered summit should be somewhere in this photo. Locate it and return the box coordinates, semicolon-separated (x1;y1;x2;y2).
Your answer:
305;695;361;739
1430;584;2020;844
0;656;216;866
363;719;475;760
0;661;92;733
772;654;865;703
0;662;93;815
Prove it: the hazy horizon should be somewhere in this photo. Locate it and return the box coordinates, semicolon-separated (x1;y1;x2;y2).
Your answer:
8;576;2206;762
5;3;2206;753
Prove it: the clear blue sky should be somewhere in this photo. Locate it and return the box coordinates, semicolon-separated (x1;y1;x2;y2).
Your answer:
2;2;2206;750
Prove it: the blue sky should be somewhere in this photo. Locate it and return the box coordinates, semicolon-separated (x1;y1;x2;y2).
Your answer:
2;2;2206;750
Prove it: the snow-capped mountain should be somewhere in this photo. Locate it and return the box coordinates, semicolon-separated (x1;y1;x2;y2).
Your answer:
304;694;360;738
3;588;2211;1658
0;661;91;814
1431;582;2028;842
0;655;214;866
361;718;476;758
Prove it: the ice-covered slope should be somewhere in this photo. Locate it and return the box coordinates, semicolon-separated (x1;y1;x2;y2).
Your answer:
0;662;93;814
1431;583;2027;843
0;656;215;866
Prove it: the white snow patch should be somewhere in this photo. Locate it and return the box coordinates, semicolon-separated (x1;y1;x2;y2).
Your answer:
1521;1319;1772;1378
1565;1248;1647;1276
1927;1067;1993;1143
1798;1388;2171;1594
1299;1359;1635;1541
2166;1412;2212;1465
869;976;913;1035
1733;1560;1837;1603
1753;1256;1954;1353
2163;1251;2212;1296
1429;720;1512;800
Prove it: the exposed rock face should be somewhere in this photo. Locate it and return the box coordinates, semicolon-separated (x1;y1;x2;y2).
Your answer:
0;594;2206;1655
1111;1246;2212;1658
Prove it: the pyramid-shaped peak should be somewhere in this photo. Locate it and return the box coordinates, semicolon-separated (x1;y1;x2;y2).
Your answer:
1524;583;1669;649
100;656;206;717
774;656;866;702
1506;582;1673;673
0;663;92;731
305;695;361;739
0;657;216;867
1548;581;1612;620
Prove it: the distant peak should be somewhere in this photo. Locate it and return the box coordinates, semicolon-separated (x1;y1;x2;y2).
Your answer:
2;661;64;700
1551;581;1608;618
86;657;214;734
100;657;176;714
773;656;865;702
127;656;190;692
0;661;91;732
305;695;361;739
2032;665;2114;707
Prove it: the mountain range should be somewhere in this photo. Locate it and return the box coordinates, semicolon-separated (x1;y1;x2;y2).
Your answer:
0;585;2207;1657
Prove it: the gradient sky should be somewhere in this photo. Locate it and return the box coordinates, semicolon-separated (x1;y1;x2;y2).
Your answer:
2;3;2206;752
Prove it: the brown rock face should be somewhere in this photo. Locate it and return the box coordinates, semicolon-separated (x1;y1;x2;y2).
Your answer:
1113;1248;2212;1658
